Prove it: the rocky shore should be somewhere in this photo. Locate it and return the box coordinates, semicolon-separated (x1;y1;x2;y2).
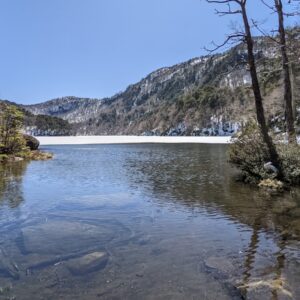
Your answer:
0;135;53;163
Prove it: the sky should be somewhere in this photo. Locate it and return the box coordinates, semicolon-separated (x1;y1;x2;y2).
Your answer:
0;0;298;104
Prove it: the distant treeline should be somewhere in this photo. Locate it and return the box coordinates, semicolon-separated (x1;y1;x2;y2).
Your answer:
0;100;72;136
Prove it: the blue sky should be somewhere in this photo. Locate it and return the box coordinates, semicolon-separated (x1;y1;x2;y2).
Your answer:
0;0;297;104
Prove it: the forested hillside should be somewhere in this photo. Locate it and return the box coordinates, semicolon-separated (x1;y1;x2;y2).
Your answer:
0;100;72;136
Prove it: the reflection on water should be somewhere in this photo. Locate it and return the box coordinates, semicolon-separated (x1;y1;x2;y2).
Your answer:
0;144;299;300
0;162;27;209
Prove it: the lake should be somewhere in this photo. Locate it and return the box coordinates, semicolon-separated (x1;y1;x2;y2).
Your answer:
0;144;299;299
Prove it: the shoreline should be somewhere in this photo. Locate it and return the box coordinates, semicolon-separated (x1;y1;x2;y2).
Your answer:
37;136;232;146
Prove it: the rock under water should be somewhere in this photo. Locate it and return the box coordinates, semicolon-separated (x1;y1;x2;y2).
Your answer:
65;251;109;275
20;220;116;255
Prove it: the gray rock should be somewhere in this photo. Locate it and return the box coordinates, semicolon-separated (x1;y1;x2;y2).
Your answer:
65;251;108;275
263;162;279;176
23;134;39;150
13;157;24;162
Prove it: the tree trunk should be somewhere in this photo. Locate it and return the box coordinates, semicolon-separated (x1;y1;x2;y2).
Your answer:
275;0;296;143
241;3;282;176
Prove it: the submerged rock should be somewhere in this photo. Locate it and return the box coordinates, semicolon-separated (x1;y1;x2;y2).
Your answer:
238;278;293;299
21;220;116;255
65;251;109;275
204;256;235;275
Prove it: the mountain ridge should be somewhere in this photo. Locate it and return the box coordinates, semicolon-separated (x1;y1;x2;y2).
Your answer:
15;32;300;135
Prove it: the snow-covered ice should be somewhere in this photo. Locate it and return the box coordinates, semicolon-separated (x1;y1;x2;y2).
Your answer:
37;136;232;145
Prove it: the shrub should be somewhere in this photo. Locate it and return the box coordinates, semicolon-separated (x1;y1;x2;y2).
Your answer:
277;143;300;185
228;122;300;185
228;122;270;183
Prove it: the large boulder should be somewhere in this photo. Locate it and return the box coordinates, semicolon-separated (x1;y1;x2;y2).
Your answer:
23;134;39;150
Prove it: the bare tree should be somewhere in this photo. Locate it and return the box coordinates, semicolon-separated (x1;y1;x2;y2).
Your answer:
207;0;282;175
261;0;297;142
287;28;300;120
275;0;296;143
274;0;297;143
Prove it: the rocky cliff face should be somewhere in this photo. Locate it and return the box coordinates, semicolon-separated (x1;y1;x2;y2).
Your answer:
24;97;105;124
23;35;300;136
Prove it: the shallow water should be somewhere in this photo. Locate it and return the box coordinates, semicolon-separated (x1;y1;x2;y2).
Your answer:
0;144;299;300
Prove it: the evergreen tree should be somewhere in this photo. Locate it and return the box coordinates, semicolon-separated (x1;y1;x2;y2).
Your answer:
0;104;26;155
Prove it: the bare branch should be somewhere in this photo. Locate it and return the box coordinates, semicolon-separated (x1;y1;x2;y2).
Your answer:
204;33;244;52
